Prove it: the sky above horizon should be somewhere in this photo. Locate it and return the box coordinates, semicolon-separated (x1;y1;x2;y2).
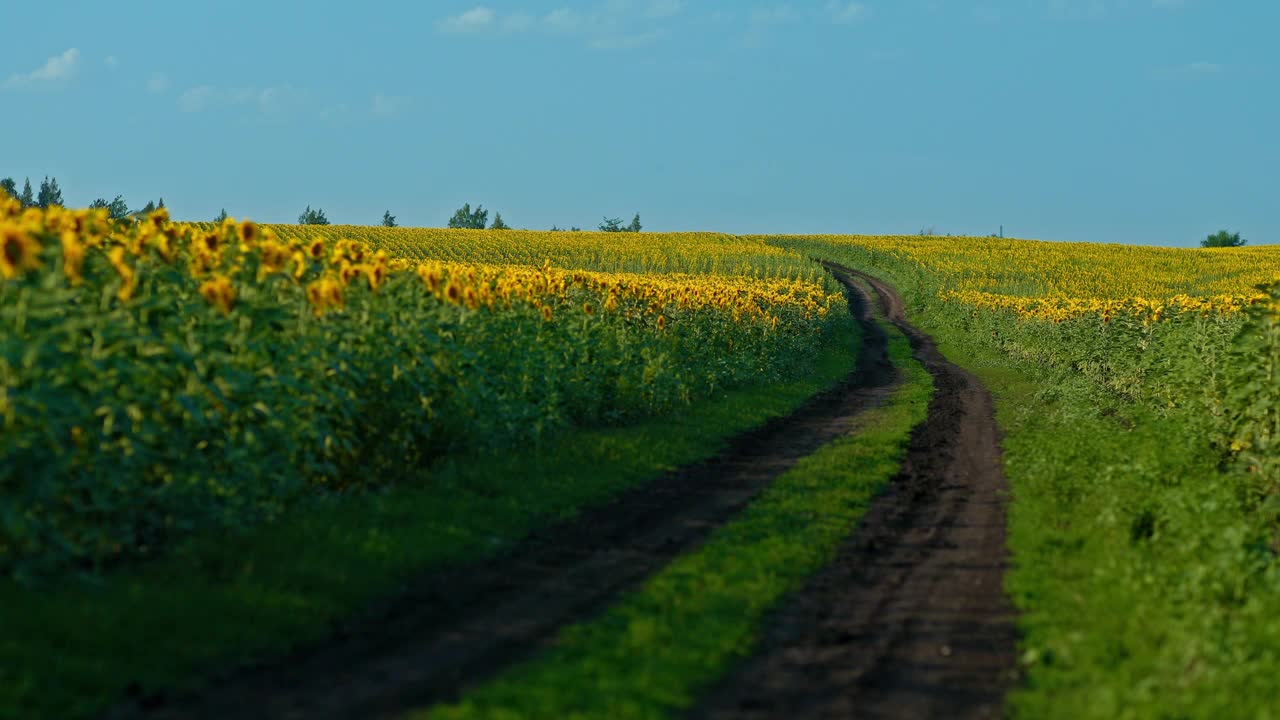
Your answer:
2;1;1274;246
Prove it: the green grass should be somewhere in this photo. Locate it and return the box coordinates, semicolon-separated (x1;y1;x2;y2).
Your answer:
914;310;1280;719
420;323;932;719
0;321;861;720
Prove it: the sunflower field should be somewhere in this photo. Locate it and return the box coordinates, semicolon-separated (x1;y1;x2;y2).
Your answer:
769;234;1280;492
0;201;847;578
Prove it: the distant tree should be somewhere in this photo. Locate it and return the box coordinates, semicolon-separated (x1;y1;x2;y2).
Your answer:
158;197;166;209
139;200;157;215
382;210;397;227
448;203;488;229
298;205;330;225
90;196;131;220
490;212;509;230
918;226;937;237
628;213;642;233
19;178;35;208
36;177;64;208
1201;229;1246;248
0;178;16;199
214;208;229;223
599;216;625;232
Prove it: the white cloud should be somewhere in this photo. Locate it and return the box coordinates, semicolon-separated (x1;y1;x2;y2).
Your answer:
590;30;666;49
177;84;304;114
544;7;585;32
504;11;536;31
4;48;79;89
148;72;170;94
436;3;681;50
750;6;797;25
437;6;496;33
645;0;683;19
1183;61;1224;73
372;92;409;116
825;1;868;24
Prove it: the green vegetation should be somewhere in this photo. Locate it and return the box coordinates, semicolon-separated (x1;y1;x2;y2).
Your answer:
448;202;489;229
297;205;330;225
3;211;842;577
422;323;931;719
1202;229;1247;248
0;322;862;720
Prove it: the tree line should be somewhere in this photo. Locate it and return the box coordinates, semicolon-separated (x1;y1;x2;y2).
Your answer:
2;177;648;233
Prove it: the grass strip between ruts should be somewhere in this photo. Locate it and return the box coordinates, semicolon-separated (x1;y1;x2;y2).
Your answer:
0;321;861;720
421;322;931;720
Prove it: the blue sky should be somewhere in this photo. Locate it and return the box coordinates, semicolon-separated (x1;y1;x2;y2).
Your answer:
1;1;1274;246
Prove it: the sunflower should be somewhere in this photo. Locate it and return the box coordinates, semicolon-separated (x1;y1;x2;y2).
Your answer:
0;224;42;280
199;275;236;315
236;220;259;246
417;265;441;291
541;305;553;322
258;240;291;277
107;246;138;302
291;250;308;281
60;231;85;285
339;263;363;287
307;239;325;260
305;276;345;316
368;263;388;291
199;231;221;256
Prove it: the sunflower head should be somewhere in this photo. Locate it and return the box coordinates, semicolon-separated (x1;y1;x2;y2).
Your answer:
199;274;236;315
541;305;553;322
0;224;42;280
60;231;85;285
236;220;259;246
199;231;221;256
307;239;325;260
339;263;363;287
417;264;441;291
305;276;345;316
257;240;291;277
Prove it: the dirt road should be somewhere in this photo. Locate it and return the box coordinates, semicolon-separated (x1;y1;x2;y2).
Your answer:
695;265;1018;719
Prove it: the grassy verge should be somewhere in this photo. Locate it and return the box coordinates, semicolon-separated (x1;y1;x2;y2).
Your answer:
0;320;861;720
913;309;1280;717
420;323;931;719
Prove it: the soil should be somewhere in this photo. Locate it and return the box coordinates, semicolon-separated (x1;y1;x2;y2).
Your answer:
693;264;1018;720
104;271;900;720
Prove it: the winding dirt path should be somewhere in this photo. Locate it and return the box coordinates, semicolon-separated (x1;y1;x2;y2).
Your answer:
106;272;899;720
695;264;1018;719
